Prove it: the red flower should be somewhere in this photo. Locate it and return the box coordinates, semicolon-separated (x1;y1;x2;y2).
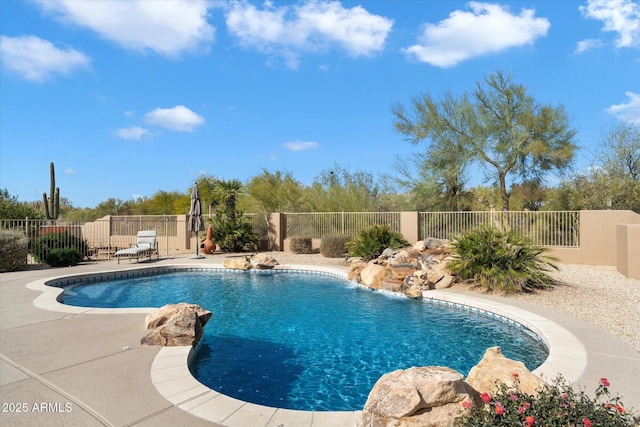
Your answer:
525;415;535;426
614;404;626;413
461;401;473;410
512;372;519;378
583;418;592;427
495;404;505;415
481;392;491;403
600;377;610;387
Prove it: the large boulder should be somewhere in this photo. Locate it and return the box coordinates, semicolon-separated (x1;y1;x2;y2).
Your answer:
142;303;212;347
251;253;279;269
358;366;477;427
465;347;547;396
223;258;252;270
348;259;368;281
360;262;387;289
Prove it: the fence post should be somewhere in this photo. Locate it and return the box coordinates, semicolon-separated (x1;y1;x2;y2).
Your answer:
400;211;420;244
267;213;286;251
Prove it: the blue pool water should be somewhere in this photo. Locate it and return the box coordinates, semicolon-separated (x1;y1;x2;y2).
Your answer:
59;269;548;411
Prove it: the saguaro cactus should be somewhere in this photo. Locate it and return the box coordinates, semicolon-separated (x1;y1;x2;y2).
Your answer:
42;162;60;220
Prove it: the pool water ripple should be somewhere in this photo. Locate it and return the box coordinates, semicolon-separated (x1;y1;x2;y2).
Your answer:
59;270;548;411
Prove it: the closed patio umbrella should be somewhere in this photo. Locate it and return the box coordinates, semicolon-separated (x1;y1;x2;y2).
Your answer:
188;184;205;259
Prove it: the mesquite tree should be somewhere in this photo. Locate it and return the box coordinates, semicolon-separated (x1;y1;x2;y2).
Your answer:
393;70;577;211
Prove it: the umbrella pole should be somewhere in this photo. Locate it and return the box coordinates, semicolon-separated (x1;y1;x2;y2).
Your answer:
190;230;205;259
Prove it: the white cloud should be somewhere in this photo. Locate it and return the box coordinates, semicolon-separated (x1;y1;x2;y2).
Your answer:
283;140;319;151
64;168;79;175
574;38;605;53
34;0;215;58
607;92;640;124
117;126;149;140
402;2;550;67
580;0;640;48
0;35;91;82
225;0;392;69
144;105;205;132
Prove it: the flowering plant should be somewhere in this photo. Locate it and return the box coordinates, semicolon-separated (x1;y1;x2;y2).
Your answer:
454;374;637;426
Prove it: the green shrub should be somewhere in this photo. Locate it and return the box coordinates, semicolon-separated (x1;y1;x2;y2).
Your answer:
29;230;88;263
290;236;313;254
210;214;258;252
455;375;635;427
320;234;349;258
46;248;84;267
0;229;29;272
346;225;409;261
446;226;559;293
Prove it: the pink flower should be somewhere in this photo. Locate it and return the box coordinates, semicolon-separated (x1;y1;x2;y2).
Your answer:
481;392;491;403
525;415;535;426
495;404;505;415
509;391;518;401
600;378;610;387
518;406;527;414
583;419;592;427
461;401;473;410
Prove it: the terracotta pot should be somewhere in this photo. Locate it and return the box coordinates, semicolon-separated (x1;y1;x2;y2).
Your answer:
200;226;216;254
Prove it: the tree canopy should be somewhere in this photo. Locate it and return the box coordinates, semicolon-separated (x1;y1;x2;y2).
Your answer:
392;70;577;211
550;123;640;213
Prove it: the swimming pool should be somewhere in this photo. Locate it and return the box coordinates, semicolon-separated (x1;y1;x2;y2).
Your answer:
57;267;548;411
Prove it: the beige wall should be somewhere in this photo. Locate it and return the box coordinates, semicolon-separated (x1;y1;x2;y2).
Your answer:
544;210;640;279
617;224;640;280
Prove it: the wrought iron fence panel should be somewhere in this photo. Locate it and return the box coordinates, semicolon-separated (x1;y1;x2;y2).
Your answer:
284;212;401;239
418;211;579;247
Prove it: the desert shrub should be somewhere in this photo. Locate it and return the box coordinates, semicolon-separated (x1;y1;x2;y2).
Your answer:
210;213;258;252
320;234;349;258
46;248;84;267
29;230;88;263
446;226;559;293
0;229;28;272
346;225;409;261
290;236;313;254
455;375;635;427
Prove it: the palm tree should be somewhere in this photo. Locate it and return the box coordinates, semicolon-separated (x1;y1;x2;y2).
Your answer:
215;179;243;221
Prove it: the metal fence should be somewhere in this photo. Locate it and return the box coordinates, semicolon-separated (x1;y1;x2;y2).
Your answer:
284;212;402;239
1;210;580;265
419;210;580;247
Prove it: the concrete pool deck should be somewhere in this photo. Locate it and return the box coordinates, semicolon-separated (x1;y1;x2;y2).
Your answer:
1;257;639;426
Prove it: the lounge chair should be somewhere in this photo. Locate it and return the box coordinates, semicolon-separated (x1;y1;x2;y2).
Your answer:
114;230;159;264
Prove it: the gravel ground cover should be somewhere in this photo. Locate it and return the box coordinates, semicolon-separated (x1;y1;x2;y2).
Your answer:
223;252;640;353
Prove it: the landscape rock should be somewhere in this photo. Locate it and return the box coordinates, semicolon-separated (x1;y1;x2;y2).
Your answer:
465;346;548;396
358;366;477;427
347;237;453;298
348;260;368;281
222;258;252;270
142;303;212;347
360;262;387;289
251;253;279;269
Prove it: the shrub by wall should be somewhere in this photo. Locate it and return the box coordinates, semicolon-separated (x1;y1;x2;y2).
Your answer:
290;236;313;254
46;248;84;267
320;235;349;258
0;229;28;272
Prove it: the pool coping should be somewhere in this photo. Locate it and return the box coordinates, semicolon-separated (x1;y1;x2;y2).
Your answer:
25;263;588;427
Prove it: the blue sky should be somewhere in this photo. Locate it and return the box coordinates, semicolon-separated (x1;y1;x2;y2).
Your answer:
1;0;639;209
